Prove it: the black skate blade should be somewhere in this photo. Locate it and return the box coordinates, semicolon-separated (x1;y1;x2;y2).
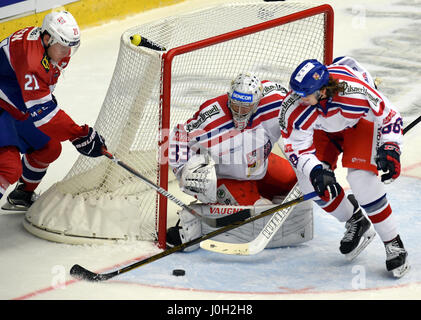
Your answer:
391;262;411;278
1;202;28;212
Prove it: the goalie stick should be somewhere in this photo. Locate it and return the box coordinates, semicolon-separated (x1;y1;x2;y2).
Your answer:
200;116;420;256
70;190;317;281
101;149;250;228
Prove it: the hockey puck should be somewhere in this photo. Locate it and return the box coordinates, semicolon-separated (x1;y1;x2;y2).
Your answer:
172;269;185;276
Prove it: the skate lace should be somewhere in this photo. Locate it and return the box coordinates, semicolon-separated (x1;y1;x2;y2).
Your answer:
385;240;406;259
342;218;359;241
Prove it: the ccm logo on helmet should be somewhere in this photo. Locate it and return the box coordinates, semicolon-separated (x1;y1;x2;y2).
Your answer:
294;62;316;83
231;91;253;102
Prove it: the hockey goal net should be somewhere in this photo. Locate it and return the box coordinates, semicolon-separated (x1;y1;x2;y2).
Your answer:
24;1;333;248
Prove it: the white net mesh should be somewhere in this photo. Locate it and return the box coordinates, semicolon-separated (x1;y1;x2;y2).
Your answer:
25;1;333;245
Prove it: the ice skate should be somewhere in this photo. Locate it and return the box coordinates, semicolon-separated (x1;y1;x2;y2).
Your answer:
385;235;410;278
166;221;182;249
339;195;376;261
1;181;38;212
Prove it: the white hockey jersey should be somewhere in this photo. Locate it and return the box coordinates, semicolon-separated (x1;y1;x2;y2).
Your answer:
169;80;288;181
279;56;403;177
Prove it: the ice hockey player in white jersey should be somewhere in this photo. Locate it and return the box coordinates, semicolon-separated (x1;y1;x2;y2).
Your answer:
167;73;313;251
279;56;409;277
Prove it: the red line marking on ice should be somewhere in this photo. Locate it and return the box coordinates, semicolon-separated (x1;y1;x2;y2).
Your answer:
11;245;421;299
402;161;421;173
105;279;421;297
13;279;80;300
12;254;152;300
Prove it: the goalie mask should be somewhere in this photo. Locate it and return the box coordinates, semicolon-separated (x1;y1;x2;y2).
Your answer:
41;11;81;57
228;73;263;130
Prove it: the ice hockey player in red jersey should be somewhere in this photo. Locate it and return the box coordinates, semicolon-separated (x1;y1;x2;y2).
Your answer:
0;11;106;210
166;73;313;251
279;56;409;277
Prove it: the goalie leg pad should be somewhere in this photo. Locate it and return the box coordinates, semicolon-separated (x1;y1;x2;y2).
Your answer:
266;199;313;247
177;207;202;252
200;199;314;247
171;197;314;252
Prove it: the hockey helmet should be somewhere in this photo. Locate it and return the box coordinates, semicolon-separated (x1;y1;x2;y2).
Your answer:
227;73;263;130
289;59;329;97
41;11;80;56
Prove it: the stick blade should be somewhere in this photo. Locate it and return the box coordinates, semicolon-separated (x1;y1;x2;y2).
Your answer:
200;239;250;255
70;264;108;282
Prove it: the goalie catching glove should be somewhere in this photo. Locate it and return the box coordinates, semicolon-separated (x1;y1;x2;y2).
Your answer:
310;164;342;202
71;126;106;158
375;142;401;184
179;153;217;203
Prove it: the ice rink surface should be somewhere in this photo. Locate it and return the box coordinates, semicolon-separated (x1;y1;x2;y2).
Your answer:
1;0;421;303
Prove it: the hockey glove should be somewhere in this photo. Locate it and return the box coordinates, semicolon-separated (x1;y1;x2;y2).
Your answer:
180;154;217;203
71;127;106;158
375;142;401;184
310;165;342;202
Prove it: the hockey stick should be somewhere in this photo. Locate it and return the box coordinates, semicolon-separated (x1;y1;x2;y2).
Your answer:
200;116;421;255
101;149;250;228
70;190;317;281
200;183;302;255
403;114;421;135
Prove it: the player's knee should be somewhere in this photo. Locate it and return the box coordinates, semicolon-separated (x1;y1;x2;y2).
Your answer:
269;154;297;184
346;168;385;205
30;139;62;164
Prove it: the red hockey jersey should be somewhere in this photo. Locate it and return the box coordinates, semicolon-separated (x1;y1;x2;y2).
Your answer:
0;26;88;141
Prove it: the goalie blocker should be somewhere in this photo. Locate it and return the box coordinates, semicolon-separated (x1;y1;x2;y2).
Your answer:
166;195;313;252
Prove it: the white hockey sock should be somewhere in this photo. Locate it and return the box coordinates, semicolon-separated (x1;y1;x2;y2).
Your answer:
361;195;397;242
315;190;354;222
347;169;398;242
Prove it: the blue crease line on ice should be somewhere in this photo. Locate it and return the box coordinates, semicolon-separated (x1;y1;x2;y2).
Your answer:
116;176;421;294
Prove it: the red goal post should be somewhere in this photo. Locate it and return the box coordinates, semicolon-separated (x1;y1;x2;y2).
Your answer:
23;2;334;249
